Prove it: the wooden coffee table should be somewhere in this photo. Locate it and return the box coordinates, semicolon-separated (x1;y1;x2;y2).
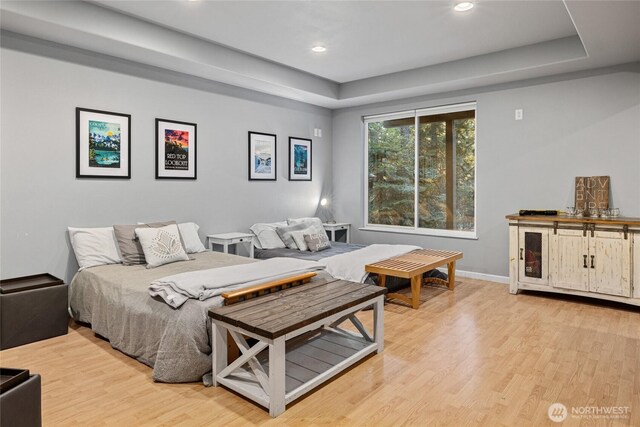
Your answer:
365;249;463;309
209;278;386;417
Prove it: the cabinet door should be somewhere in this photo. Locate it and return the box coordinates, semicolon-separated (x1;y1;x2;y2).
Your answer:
518;228;549;285
589;231;631;297
550;229;589;291
634;234;640;299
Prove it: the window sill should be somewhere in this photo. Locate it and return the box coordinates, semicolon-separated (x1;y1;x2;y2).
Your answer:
359;225;478;240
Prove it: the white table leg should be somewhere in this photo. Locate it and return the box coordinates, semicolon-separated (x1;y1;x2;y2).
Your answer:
374;296;384;353
249;242;254;258
223;242;229;254
208;238;213;251
212;321;227;386
346;227;350;243
268;336;286;417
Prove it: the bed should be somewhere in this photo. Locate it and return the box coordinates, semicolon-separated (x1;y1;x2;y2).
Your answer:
69;251;332;384
255;241;365;261
251;214;452;295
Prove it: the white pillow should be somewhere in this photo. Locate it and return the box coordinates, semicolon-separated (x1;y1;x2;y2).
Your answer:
134;224;190;268
287;217;325;236
68;227;122;270
290;229;313;251
249;221;287;249
178;222;207;253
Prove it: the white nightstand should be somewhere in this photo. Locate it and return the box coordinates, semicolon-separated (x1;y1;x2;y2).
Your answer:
207;232;255;258
322;222;351;243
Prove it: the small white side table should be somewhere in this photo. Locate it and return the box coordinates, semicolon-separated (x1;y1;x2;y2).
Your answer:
207;232;255;258
322;222;351;243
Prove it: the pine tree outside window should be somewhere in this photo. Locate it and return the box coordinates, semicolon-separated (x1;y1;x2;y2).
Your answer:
364;102;476;239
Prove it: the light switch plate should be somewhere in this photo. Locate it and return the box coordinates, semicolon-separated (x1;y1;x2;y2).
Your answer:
515;109;523;120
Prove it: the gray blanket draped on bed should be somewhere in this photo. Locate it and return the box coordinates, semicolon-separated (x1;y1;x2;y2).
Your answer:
69;251;262;384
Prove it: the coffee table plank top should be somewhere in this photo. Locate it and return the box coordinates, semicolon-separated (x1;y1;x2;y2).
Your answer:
209;279;386;340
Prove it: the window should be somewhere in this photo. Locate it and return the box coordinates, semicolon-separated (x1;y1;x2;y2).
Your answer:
365;102;476;238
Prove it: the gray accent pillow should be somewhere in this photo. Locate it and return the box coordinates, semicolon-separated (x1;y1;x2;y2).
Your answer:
304;233;332;252
288;217;325;235
113;221;179;265
275;222;308;249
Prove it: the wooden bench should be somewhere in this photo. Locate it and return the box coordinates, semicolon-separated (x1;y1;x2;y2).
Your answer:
365;249;463;309
209;276;386;417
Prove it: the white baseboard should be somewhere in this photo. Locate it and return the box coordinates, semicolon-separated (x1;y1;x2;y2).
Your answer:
436;267;509;284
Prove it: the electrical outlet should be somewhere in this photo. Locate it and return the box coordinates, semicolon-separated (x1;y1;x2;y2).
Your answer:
515;109;523;120
318;129;322;137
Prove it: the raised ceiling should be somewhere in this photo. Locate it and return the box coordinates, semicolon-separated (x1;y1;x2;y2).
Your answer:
93;0;577;83
1;1;639;108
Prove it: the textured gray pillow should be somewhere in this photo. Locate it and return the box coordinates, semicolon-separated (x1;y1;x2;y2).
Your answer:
304;233;332;252
113;221;178;265
275;222;308;249
287;217;325;235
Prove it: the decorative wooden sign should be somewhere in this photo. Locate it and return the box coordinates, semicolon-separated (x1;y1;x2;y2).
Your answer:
575;176;610;210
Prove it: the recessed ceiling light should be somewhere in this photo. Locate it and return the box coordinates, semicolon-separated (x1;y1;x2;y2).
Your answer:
454;2;474;12
311;45;327;53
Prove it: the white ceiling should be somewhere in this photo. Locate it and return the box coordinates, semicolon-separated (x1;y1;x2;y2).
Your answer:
92;0;577;83
1;0;639;108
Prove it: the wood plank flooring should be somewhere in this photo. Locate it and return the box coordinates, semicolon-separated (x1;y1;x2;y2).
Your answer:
1;279;638;426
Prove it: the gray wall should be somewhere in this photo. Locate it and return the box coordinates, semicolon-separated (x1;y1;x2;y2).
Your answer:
0;38;332;283
332;67;640;278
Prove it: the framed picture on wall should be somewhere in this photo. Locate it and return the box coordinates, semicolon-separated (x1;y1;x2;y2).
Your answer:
288;137;312;181
156;119;197;179
76;107;131;179
248;131;277;181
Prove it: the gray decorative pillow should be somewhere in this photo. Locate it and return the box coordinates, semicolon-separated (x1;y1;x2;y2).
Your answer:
113;221;178;265
134;224;190;268
288;217;325;235
304;233;332;252
276;222;308;249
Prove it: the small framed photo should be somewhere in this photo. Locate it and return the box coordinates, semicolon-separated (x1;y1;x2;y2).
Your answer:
76;107;131;179
156;119;197;179
248;131;277;181
289;137;312;181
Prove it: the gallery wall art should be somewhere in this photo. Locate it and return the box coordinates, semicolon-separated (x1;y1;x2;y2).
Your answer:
156;119;197;179
248;131;277;181
76;107;131;178
288;137;312;181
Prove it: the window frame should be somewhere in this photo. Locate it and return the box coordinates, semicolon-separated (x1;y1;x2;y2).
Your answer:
363;102;477;240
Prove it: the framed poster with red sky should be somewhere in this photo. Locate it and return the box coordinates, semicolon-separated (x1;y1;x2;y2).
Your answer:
155;118;197;179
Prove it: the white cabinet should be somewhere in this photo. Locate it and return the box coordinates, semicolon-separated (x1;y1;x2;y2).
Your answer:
517;227;549;286
550;230;631;296
549;229;589;292
634;235;640;299
588;231;631;296
508;214;639;307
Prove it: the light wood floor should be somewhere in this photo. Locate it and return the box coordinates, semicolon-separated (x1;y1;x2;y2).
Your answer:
1;279;638;426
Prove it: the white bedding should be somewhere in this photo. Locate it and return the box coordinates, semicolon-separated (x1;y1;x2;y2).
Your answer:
318;244;421;282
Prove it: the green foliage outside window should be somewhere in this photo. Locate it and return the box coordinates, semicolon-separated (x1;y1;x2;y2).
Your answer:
367;111;475;232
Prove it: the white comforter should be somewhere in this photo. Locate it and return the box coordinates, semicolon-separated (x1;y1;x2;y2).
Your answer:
318;244;421;282
150;257;325;308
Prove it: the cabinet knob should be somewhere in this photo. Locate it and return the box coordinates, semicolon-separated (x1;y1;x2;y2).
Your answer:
590;255;595;269
583;255;587;268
